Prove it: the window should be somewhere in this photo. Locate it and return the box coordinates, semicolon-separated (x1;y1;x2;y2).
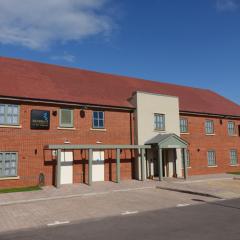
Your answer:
228;121;236;136
0;104;19;125
205;120;214;134
182;150;190;168
207;150;216;166
154;114;165;131
59;109;73;128
0;152;18;178
93;111;104;129
180;118;188;133
230;150;238;165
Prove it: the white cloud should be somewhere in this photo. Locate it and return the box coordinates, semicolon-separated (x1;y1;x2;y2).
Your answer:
216;0;240;11
0;0;114;50
50;52;76;62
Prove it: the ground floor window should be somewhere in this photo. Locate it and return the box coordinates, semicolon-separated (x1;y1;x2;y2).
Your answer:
0;152;18;177
207;150;216;166
230;150;238;165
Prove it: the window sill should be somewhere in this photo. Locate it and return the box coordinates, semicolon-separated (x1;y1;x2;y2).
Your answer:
230;164;239;167
0;176;20;181
181;132;190;135
57;127;76;130
228;135;238;137
154;129;166;133
208;165;218;168
0;125;22;129
206;133;215;136
90;128;107;132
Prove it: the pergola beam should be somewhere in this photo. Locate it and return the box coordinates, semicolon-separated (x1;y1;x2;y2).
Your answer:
46;144;151;150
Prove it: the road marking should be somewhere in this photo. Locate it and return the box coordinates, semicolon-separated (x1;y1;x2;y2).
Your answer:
113;186;154;192
47;221;70;227
121;211;139;215
177;203;190;207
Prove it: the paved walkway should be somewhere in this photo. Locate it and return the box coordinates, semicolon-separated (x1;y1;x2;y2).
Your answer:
0;173;238;206
0;173;239;233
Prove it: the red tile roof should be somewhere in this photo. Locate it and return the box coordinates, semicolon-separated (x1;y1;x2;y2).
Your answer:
0;56;240;116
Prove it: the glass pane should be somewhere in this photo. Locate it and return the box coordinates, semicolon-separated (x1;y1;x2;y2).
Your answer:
12;106;18;115
61;110;72;125
98;112;104;119
0;105;5;114
94;120;98;128
93;112;98;119
99;120;104;127
0;116;4;124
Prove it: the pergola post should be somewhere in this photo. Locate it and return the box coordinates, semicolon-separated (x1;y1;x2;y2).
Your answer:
183;148;188;180
88;148;93;186
116;148;120;183
141;148;146;181
55;149;61;188
158;147;163;181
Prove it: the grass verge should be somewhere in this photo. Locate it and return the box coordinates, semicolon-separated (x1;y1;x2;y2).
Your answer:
227;172;240;175
0;186;42;194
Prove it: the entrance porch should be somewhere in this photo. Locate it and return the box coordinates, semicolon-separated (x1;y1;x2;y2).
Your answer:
145;134;189;181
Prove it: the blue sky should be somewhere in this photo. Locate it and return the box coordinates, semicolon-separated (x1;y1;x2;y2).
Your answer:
0;0;240;104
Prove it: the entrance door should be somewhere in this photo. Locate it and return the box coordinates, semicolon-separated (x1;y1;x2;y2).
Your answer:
60;151;73;184
92;151;105;182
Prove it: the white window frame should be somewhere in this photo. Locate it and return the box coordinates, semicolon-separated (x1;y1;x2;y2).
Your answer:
0;152;18;178
0;104;20;126
205;120;214;134
180;118;188;133
59;109;74;128
207;150;217;166
228;121;236;136
154;113;165;131
92;111;105;129
230;149;238;165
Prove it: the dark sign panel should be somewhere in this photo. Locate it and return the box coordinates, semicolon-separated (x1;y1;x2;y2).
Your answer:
31;110;50;130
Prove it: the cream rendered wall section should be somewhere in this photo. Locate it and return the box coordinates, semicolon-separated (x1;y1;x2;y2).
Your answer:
131;92;182;179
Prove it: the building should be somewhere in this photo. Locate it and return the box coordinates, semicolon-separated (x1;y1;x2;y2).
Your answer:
0;57;239;189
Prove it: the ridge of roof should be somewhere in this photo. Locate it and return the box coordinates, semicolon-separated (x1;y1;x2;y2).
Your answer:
0;56;239;117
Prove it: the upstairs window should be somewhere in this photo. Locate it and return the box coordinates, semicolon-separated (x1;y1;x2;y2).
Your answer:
228;121;236;136
230;150;238;165
180;118;188;133
59;109;73;128
207;150;216;166
154;114;165;131
0;104;20;126
205;120;214;134
93;111;104;129
0;152;18;178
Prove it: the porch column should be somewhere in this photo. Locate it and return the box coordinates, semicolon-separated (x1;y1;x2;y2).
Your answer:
141;148;146;181
116;148;120;183
88;148;93;186
183;148;188;180
158;147;163;181
55;149;61;188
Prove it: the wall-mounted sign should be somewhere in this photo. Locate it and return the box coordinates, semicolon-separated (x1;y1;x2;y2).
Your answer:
31;110;50;130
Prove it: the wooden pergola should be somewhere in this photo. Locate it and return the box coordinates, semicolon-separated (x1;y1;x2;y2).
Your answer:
46;144;151;188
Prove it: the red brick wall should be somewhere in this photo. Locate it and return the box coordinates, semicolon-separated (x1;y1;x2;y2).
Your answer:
180;114;240;175
0;101;134;189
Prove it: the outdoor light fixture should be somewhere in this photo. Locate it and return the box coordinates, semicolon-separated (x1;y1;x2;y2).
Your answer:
64;140;70;144
52;110;57;116
80;109;85;118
